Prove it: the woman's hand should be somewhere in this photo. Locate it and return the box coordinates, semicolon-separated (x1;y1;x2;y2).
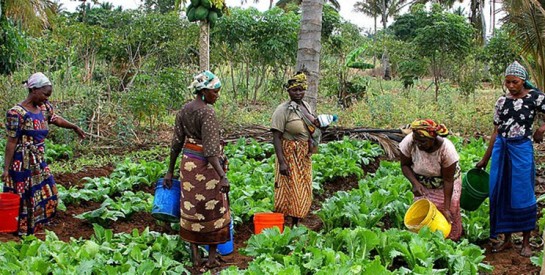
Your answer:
412;182;428;197
163;172;173;189
533;129;545;143
1;171;9;184
279;161;290;176
441;208;453;224
475;159;488;170
74;126;86;139
220;177;230;193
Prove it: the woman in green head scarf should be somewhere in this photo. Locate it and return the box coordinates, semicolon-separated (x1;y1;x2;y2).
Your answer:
164;70;230;271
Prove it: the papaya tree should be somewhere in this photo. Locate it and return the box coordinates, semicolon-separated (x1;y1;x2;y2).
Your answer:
186;0;227;70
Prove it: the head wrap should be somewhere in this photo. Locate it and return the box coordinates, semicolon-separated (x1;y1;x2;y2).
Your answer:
504;61;537;90
24;72;51;89
410;119;449;138
188;70;221;93
286;72;308;90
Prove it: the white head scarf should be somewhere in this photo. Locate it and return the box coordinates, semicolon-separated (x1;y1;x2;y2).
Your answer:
25;72;51;89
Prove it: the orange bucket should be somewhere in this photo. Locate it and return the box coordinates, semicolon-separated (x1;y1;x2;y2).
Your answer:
0;193;20;233
253;213;284;234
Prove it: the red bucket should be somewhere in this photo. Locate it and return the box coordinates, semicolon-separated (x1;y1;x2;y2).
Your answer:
0;193;20;233
253;213;284;234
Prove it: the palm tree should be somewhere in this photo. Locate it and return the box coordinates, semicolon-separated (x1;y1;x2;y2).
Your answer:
0;0;57;34
276;0;340;10
295;0;324;111
502;0;545;90
354;0;410;79
354;0;380;35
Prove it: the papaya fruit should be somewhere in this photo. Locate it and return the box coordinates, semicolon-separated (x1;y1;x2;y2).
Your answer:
195;6;209;21
187;7;196;22
201;0;211;9
208;11;218;26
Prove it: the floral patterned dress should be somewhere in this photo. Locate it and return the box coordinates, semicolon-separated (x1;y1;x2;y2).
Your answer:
4;102;58;235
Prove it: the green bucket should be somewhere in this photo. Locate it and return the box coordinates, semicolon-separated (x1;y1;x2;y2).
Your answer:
460;168;489;211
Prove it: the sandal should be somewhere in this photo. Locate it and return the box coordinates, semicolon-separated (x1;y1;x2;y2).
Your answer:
520;246;532;257
491;241;513;253
198;260;221;273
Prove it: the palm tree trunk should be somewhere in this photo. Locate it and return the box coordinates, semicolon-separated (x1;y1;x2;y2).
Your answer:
199;21;209;71
381;0;391;80
297;0;323;111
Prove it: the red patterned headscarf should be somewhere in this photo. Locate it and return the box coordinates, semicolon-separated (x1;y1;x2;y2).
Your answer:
410;119;449;138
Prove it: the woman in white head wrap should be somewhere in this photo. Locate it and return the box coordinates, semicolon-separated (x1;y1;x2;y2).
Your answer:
2;72;85;235
477;61;545;257
164;70;230;271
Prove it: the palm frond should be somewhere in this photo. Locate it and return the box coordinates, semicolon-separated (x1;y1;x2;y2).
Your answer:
502;0;545;90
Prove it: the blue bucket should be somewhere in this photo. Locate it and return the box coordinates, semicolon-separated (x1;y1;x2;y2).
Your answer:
206;219;234;255
151;178;181;223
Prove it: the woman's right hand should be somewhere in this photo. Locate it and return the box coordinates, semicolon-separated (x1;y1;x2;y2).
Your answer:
475;159;488;170
412;182;428;197
279;161;290;176
163;172;173;189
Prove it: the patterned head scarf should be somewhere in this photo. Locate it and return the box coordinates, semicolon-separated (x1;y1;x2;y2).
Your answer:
504;61;537;90
410;119;449;138
24;72;51;89
286;71;308;91
188;70;221;93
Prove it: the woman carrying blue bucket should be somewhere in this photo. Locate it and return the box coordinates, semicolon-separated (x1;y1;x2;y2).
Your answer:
164;70;230;272
476;61;545;257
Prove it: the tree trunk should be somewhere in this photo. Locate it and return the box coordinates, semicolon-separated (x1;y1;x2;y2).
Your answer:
381;0;391;80
297;0;323;112
199;21;209;71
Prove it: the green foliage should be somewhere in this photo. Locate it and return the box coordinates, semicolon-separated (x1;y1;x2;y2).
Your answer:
483;27;520;85
240;225;492;273
0;19;29;75
0;226;191;274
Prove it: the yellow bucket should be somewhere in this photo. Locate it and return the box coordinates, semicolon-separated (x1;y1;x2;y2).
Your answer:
404;199;451;238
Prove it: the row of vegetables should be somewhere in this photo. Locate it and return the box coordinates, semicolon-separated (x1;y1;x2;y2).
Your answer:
0;136;544;273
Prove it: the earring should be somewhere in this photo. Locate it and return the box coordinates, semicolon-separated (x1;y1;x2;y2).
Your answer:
201;94;205;101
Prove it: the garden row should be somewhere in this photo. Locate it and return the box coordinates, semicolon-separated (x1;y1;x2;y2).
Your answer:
1;137;543;273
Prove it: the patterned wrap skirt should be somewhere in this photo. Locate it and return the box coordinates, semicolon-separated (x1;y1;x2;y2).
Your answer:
274;139;313;218
413;174;463;241
179;138;230;244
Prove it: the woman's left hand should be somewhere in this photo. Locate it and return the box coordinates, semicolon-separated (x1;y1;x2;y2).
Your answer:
442;208;452;224
533;129;544;143
74;127;86;139
220;177;230;193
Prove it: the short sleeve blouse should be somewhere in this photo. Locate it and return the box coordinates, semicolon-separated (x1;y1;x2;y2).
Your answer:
399;133;460;177
493;89;545;138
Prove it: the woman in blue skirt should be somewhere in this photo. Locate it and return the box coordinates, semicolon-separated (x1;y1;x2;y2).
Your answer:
477;61;545;257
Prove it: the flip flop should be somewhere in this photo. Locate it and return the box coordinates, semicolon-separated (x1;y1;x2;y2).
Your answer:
491;241;513;253
520;246;532;257
198;260;221;273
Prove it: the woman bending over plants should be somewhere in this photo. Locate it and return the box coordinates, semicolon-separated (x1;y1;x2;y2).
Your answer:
400;119;462;241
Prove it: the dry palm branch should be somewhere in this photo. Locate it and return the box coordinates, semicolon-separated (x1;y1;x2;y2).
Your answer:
223;125;409;159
